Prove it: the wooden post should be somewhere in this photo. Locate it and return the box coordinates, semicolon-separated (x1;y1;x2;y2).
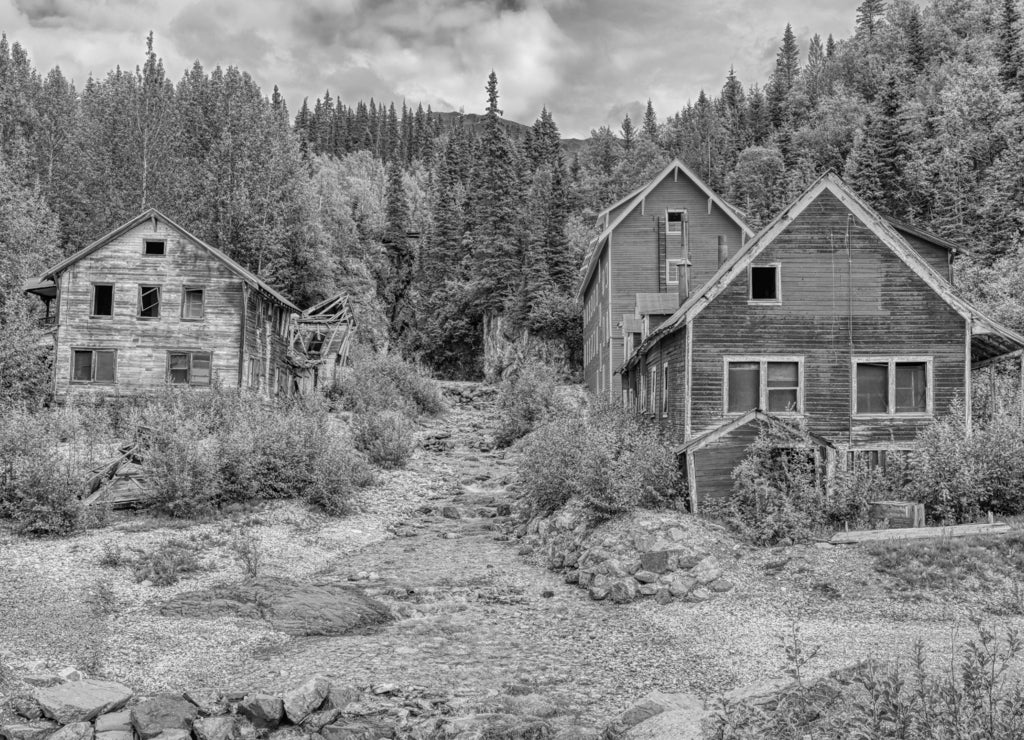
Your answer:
1019;353;1023;425
990;364;997;417
678;213;691;303
717;234;728;267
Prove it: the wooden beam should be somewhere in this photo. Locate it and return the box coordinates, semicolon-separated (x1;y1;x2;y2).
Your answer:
830;522;1011;545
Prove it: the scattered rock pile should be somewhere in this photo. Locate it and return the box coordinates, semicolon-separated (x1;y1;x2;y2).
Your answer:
517;503;739;605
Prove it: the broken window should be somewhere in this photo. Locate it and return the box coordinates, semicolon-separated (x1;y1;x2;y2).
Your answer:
144;239;165;256
182;288;205;320
139;286;161;318
855;359;930;415
727;361;760;413
766;362;799;412
72;349;116;383
91;284;114;317
168;351;212;386
750;265;779;301
666;210;684;235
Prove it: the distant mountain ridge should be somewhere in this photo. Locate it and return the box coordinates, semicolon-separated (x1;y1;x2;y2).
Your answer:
432;110;586;155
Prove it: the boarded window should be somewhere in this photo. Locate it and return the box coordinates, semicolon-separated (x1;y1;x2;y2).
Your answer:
856;363;889;414
168;351;212;386
72;349;116;383
750;266;778;301
766;361;799;412
666;210;683;234
728;362;760;413
182;288;205;320
92;285;113;316
895;362;927;413
144;239;165;256
139;286;160;318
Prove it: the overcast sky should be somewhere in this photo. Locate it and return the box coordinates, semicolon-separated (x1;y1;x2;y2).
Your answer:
0;0;858;138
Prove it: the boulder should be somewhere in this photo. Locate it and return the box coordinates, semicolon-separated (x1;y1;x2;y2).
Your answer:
609;579;638;604
283;677;330;724
604;560;630;578
131;695;199;740
668;576;696;598
94;732;132;740
184;689;228;717
11;698;41;720
687;587;711;602
709;578;735;593
633;570;658;584
152;731;191;740
20;674;61;688
300;709;343;732
94;712;132;733
34;679;133;724
692;558;722;584
673;553;705;571
621;557;642;575
577;570;593;588
193;716;241;740
639;551;672;574
665;527;686;542
588;584;608;601
721;679;791;711
321;719;396;740
0;723;59;740
441;506;461;519
237;694;284;730
57;668;84;683
623;707;704;739
552;729;602;739
654;588;673;605
604;692;703;738
637;584;659;597
564;570;579;585
48;722;94;740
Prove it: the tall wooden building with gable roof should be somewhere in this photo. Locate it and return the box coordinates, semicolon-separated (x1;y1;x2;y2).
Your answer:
578;160;755;401
24;209;352;401
617;172;1024;510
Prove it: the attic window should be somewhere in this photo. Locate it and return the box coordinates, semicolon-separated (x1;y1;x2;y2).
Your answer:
666;210;684;235
144;239;166;256
750;265;780;302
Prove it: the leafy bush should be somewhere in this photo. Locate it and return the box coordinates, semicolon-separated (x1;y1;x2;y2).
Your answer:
517;400;680;516
328;348;445;416
352;411;415;469
494;363;567;448
130;538;206;586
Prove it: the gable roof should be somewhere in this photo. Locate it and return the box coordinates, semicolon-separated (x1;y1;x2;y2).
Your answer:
576;159;755;300
674;409;835;456
884;216;970;254
622;172;1024;371
39;208;300;312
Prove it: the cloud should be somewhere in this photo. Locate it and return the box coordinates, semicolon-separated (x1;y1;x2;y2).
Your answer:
0;0;857;137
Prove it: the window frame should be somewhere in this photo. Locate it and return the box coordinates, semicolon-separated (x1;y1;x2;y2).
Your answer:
181;285;206;321
143;239;166;257
70;348;117;385
90;283;115;319
748;263;782;305
648;366;657;415
666;258;684;286
661;362;669;417
851;356;933;418
138;284;162;320
723;355;805;416
665;209;685;235
166;350;214;387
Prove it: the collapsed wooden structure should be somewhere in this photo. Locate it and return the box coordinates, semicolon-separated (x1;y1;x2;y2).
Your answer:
285;294;355;394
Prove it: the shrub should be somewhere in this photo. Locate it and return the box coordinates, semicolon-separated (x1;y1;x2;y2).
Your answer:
131;538;205;586
230;529;263;577
517;400;680;516
494;363;567;448
303;443;375;516
144;430;221;519
352;411;415;469
327;348;444;416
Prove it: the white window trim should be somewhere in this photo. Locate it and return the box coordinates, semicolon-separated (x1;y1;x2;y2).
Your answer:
666;258;683;286
748;262;782;305
661;362;669;417
648;367;657;415
723;355;805;416
665;209;685;235
851;356;933;418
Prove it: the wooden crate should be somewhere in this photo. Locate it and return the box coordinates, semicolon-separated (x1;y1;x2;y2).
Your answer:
869;500;925;529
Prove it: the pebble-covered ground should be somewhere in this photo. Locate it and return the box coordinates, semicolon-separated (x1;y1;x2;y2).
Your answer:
2;382;1022;734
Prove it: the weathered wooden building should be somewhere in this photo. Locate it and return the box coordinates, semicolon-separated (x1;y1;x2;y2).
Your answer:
614;172;1024;509
24;209;352;401
578;159;755;400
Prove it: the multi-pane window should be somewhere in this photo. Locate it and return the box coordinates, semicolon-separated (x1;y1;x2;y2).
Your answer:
91;284;114;317
139;286;161;318
168;351;212;386
72;349;116;384
726;358;802;414
666;210;684;234
182;287;205;320
854;358;930;415
749;265;780;302
666;258;683;286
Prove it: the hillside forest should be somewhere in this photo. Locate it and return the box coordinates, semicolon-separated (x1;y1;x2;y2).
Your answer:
2;0;1024;389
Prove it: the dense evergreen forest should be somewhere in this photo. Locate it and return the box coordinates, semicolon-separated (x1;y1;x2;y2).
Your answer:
1;0;1024;383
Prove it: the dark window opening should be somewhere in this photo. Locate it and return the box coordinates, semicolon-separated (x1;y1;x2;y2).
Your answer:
144;239;166;256
666;210;684;234
168;351;212;386
92;285;113;316
856;363;889;414
750;266;778;301
140;286;160;318
727;361;760;413
182;288;205;320
72;349;116;383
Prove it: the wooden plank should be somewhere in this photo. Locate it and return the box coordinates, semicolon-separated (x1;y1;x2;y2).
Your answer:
830;522;1011;545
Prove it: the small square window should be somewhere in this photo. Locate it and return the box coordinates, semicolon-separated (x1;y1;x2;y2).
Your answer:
182;288;205;320
750;266;779;301
666;210;684;234
144;239;165;256
92;284;114;317
139;286;161;318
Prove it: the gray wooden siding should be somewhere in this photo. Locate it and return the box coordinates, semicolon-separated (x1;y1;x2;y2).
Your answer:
693;422;760;503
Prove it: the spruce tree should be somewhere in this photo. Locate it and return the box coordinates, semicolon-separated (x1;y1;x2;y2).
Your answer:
768;25;800;128
642;99;658;141
997;0;1023;93
856;0;887;38
620;113;635;151
906;7;926;75
846;75;908;217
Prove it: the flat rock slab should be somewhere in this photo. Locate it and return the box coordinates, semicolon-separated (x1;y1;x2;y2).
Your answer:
0;723;59;740
95;712;132;734
132;695;198;739
48;722;94;740
158;576;392;636
34;679;133;724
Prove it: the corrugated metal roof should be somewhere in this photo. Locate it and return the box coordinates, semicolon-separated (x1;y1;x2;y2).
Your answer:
634;292;679;316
